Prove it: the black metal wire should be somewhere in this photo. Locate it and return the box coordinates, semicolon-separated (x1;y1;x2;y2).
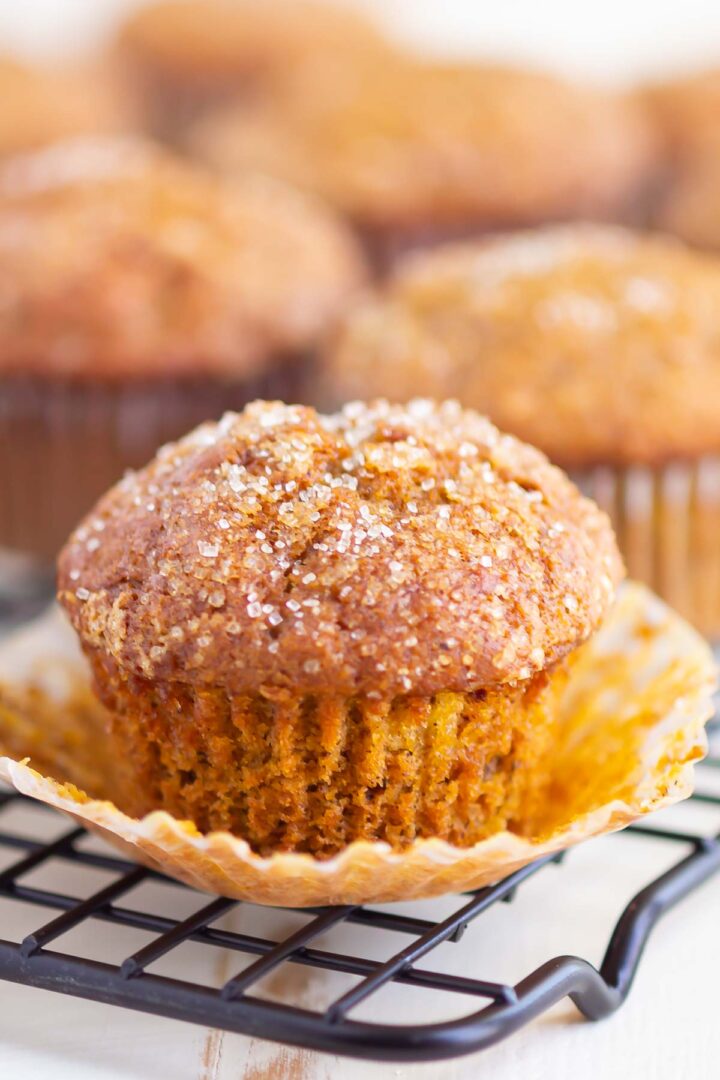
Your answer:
0;756;718;1064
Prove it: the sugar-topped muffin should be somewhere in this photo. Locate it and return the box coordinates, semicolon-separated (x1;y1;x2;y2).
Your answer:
192;58;659;269
0;136;365;560
58;399;622;856
327;225;720;467
327;225;720;633
116;0;388;138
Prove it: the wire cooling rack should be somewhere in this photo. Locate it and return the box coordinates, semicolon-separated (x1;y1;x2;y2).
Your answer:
0;753;719;1064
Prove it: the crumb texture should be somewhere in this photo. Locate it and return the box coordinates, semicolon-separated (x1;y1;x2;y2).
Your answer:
328;225;720;466
0;136;365;377
59;399;622;697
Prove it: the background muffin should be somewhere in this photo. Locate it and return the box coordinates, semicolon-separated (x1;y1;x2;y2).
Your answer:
57;399;622;857
327;225;720;633
115;0;389;139
643;69;720;247
191;57;659;271
0;56;131;158
0;136;365;562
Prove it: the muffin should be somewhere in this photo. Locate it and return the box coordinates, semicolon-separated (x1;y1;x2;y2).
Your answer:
115;0;388;139
57;399;622;857
327;225;720;634
191;58;659;271
0;57;130;157
654;153;720;250
0;136;365;562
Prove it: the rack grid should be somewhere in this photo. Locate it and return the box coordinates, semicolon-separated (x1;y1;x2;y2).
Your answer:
1;751;718;1063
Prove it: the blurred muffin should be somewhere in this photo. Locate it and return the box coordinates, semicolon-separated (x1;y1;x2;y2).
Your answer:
116;0;388;139
0;57;131;157
192;58;660;271
0;136;365;562
655;153;720;250
643;68;720;165
327;225;720;633
643;69;720;246
57;399;622;856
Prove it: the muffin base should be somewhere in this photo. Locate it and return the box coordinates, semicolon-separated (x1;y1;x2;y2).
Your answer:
574;457;720;639
0;358;316;563
87;655;564;858
0;581;713;904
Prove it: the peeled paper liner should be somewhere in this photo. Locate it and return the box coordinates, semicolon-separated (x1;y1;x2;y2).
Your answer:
0;581;716;906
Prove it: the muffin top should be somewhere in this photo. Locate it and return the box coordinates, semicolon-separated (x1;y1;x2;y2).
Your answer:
58;399;622;699
0;57;129;157
191;59;658;230
328;225;720;467
117;0;386;82
0;136;365;378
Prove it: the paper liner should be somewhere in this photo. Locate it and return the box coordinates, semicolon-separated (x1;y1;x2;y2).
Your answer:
0;582;715;906
0;361;314;564
574;458;720;640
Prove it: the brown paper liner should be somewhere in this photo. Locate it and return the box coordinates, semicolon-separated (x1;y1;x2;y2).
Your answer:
574;458;720;639
0;358;315;564
0;582;715;906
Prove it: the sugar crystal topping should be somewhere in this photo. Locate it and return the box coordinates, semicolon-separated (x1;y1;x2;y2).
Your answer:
58;400;623;697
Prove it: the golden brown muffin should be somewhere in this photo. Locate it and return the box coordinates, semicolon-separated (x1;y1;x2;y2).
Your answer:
0;57;131;157
57;399;622;857
191;58;660;270
116;0;388;138
0;136;365;561
327;225;720;633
